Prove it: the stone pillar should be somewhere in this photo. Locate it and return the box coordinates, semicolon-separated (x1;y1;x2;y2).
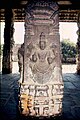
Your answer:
2;9;14;74
19;0;64;117
77;12;80;75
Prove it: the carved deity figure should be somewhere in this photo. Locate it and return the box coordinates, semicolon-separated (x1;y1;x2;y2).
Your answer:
29;32;55;84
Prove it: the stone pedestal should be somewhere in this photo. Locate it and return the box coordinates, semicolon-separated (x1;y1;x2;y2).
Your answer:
19;0;64;117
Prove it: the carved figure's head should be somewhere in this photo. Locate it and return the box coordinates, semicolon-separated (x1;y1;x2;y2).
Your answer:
39;41;46;50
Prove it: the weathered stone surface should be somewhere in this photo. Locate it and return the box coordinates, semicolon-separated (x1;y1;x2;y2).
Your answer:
77;12;80;75
19;0;64;117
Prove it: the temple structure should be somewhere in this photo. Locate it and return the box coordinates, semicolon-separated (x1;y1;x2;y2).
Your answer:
0;0;80;75
0;0;80;118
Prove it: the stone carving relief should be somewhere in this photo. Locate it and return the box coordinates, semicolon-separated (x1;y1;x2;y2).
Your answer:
19;83;63;116
26;32;56;84
18;43;24;83
18;0;64;117
52;84;64;96
25;0;59;25
35;85;49;97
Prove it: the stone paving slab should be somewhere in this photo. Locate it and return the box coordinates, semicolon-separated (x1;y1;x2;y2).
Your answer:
0;72;80;120
63;81;76;89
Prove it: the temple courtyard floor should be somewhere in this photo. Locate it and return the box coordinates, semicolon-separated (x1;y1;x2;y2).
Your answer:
0;63;80;120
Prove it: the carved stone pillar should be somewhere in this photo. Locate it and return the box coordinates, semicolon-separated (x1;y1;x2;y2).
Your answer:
2;9;14;74
19;0;64;117
77;12;80;75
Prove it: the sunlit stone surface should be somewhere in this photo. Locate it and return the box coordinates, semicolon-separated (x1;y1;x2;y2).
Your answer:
18;0;64;117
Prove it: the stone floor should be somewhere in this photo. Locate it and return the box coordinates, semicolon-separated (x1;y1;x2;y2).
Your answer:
0;65;80;120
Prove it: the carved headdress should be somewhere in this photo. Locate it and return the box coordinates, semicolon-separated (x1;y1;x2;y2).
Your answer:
39;32;47;50
40;32;46;41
